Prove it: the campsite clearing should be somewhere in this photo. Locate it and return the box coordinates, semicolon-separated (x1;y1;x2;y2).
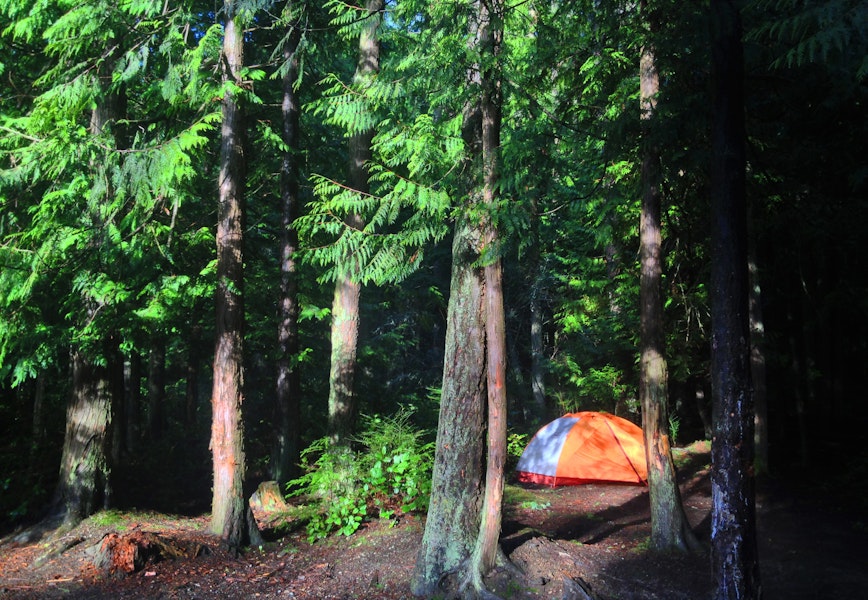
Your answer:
1;441;866;599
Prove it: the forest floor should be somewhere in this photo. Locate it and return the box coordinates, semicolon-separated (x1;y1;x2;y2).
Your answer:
1;440;867;600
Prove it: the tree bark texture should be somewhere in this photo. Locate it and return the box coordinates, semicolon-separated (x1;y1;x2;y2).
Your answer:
26;373;47;486
471;0;506;581
710;0;761;597
414;3;506;595
639;39;698;553
54;349;114;526
411;215;487;597
108;344;125;468
210;4;259;549
273;14;303;484
327;0;383;445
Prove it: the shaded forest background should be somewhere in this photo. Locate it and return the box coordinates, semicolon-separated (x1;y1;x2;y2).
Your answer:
1;0;867;531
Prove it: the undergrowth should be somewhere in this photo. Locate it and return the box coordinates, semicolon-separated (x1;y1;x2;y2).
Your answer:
287;409;434;542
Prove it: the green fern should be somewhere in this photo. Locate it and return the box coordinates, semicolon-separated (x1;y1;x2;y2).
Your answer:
750;0;868;77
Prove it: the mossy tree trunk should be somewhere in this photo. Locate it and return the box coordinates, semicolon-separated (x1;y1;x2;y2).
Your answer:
413;1;507;595
52;59;125;529
411;214;488;597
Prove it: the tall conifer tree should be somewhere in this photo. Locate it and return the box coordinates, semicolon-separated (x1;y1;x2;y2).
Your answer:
710;0;761;596
326;0;384;445
210;0;261;548
638;1;700;553
413;0;508;595
273;1;305;485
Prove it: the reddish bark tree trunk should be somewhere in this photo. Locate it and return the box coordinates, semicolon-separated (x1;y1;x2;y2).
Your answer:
471;0;506;583
210;2;260;549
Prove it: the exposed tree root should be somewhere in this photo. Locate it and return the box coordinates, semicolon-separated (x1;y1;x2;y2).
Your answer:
436;549;524;600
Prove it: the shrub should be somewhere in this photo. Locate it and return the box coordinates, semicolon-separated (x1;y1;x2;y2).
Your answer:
287;409;434;541
506;431;529;470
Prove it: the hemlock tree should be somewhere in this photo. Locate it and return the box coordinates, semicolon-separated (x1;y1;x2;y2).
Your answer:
413;0;508;595
709;0;760;597
272;1;304;485
0;0;130;528
326;0;384;445
638;2;700;553
209;0;262;548
0;0;221;527
53;62;125;527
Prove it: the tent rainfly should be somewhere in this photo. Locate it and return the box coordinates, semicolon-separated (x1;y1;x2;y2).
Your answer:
516;412;648;486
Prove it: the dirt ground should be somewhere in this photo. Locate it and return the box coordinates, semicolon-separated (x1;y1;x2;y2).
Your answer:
1;441;866;599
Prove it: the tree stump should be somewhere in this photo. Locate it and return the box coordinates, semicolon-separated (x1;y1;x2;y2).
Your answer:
249;480;289;513
89;531;206;576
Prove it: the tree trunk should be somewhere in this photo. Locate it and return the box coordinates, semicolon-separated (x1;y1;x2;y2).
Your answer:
125;352;142;453
147;338;166;440
710;0;761;597
528;267;547;423
411;215;488;597
109;344;125;467
272;12;303;485
414;2;506;596
638;33;699;553
27;373;47;472
327;273;362;444
327;0;383;445
210;1;260;549
53;349;114;527
525;198;547;426
470;0;506;583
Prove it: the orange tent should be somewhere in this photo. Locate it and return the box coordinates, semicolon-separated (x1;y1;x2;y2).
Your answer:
516;412;647;486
